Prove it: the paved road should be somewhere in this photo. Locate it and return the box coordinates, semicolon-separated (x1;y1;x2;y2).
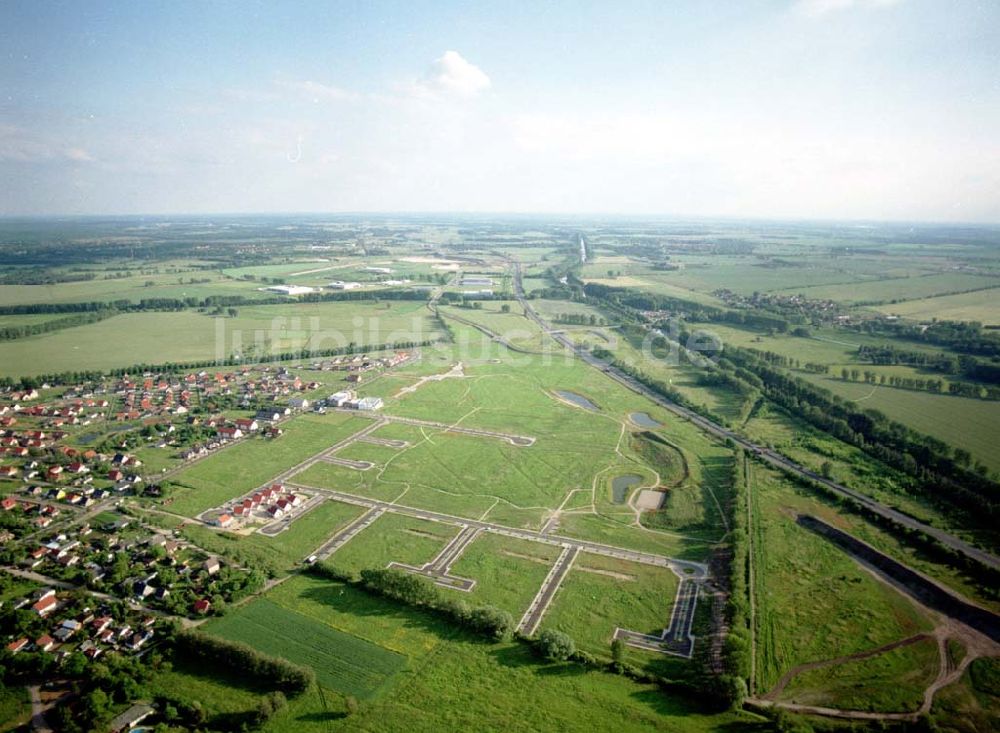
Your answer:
613;578;699;658
311;506;385;561
518;545;579;635
28;685;53;733
321;456;374;470
388;525;481;591
289;484;708;578
511;261;1000;573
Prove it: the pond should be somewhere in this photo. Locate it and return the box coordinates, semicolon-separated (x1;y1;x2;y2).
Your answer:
555;390;599;411
630;412;661;428
611;474;643;504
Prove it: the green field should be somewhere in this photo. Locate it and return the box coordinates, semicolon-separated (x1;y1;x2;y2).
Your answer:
0;300;439;377
876;287;1000;325
0;686;29;733
146;658;269;725
750;463;935;693
778;636;939;712
205;598;408;698
254;574;754;733
783;272;1000;304
541;553;680;663
438;533;563;616
326;512;460;577
0;269;264;306
698;321;1000;475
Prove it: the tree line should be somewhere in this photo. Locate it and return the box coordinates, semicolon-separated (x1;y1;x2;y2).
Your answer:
0;287;431;316
171;628;314;695
0;310;116;341
710;340;1000;519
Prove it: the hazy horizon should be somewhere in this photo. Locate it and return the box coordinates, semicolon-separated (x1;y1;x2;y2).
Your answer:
2;0;999;222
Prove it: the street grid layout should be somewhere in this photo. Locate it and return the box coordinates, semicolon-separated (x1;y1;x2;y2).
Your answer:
517;545;579;636
388;525;481;591
290;483;706;649
191;340;706;651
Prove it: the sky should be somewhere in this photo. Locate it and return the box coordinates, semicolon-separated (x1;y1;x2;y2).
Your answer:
1;0;998;221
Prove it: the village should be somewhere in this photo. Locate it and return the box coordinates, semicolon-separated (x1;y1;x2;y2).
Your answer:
0;348;415;709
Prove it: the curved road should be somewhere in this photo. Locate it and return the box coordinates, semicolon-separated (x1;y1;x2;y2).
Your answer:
511;261;1000;572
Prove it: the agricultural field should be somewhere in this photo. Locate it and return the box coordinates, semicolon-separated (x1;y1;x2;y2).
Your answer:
2;216;999;733
0;300;441;378
205;598;408;699
784;272;1000;304
875;287;1000;325
231;574;753;733
0;268;265;306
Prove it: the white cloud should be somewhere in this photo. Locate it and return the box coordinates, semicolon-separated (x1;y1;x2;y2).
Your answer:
412;51;491;99
793;0;903;18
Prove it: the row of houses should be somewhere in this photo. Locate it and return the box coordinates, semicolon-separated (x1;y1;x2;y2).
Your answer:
214;484;305;526
308;350;411;374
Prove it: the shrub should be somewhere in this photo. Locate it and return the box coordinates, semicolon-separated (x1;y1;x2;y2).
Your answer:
465;606;515;641
534;629;576;661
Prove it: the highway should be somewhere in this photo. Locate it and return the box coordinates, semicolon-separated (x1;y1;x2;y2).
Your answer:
511;261;1000;573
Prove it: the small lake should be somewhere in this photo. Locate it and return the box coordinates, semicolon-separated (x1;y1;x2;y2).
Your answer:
556;390;599;411
630;412;661;428
611;474;643;503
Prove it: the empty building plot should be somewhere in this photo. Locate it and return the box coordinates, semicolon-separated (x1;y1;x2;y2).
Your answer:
325;511;462;577
437;532;565;617
389;525;481;591
539;552;683;660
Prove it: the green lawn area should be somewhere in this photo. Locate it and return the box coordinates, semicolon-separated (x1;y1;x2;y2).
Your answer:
0;685;30;733
541;553;680;663
254;574;756;733
146;658;268;725
205;598;408;699
166;412;368;516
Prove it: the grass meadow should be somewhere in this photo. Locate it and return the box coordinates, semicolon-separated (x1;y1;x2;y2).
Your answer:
778;636;939;713
749;464;935;694
541;553;680;663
